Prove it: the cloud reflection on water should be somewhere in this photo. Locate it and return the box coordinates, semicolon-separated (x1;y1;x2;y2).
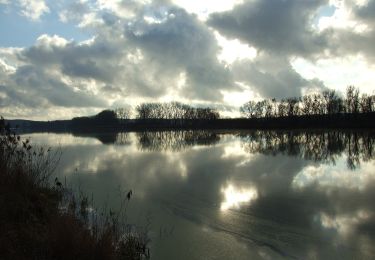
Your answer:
24;130;375;259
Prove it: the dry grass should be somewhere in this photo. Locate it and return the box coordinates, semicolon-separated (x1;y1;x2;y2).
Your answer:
0;117;149;260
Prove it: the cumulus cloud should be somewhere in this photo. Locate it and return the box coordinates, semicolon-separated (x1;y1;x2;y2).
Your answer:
0;3;238;119
124;7;234;100
326;0;375;62
208;0;329;58
0;0;49;21
59;1;92;23
18;0;50;21
1;0;375;119
0;64;107;108
354;0;375;23
207;0;375;98
206;0;335;98
231;53;327;99
57;2;237;100
0;38;108;115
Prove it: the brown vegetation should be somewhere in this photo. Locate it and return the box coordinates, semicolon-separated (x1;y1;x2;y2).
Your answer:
0;117;149;260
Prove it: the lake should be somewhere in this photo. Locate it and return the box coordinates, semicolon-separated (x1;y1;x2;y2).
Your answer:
25;130;375;259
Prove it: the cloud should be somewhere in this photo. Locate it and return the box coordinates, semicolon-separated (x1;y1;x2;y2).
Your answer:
1;64;107;108
19;34;122;83
59;1;92;23
315;0;375;62
0;0;49;21
2;0;375;119
208;0;329;58
354;0;375;24
0;40;108;115
206;0;333;98
230;52;327;99
124;7;235;100
30;4;236;102
18;0;49;21
0;4;237;119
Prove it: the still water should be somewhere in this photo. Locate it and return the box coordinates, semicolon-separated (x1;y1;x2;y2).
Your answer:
26;130;375;259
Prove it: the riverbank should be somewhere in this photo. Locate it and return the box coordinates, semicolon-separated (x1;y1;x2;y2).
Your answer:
7;112;375;134
0;118;148;260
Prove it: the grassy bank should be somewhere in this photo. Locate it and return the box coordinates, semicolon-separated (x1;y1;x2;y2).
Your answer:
0;118;149;260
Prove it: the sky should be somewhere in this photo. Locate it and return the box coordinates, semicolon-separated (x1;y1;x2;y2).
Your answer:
0;0;375;120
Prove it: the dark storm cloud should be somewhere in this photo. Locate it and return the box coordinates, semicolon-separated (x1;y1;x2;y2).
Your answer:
208;0;329;57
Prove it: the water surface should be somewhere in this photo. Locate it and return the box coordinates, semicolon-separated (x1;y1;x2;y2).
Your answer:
26;130;375;259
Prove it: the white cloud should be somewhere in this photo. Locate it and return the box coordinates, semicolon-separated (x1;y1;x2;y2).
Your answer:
0;58;16;74
96;0;151;18
18;0;50;21
172;0;243;20
35;34;70;48
2;0;375;119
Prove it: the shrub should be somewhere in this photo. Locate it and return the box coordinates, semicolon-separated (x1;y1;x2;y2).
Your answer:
0;117;149;260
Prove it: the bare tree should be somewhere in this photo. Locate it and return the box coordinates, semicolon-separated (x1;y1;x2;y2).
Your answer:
240;101;258;118
115;108;131;120
345;86;360;114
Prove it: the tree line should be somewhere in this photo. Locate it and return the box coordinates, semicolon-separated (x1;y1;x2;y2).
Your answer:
69;86;375;130
75;86;373;123
115;102;220;120
240;86;374;118
71;102;220;129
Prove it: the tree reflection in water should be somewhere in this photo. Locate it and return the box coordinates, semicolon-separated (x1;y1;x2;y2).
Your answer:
35;129;375;259
136;130;220;151
74;130;375;169
239;131;375;169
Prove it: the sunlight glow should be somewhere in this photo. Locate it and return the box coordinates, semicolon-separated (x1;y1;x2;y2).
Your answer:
215;32;257;64
220;184;258;211
172;0;243;20
291;56;375;95
222;89;256;108
317;0;369;32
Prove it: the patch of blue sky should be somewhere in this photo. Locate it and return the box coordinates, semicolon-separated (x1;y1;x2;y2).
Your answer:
0;4;90;47
313;4;336;26
319;4;336;17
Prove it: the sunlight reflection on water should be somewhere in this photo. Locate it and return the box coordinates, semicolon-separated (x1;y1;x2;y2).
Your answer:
220;183;258;211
